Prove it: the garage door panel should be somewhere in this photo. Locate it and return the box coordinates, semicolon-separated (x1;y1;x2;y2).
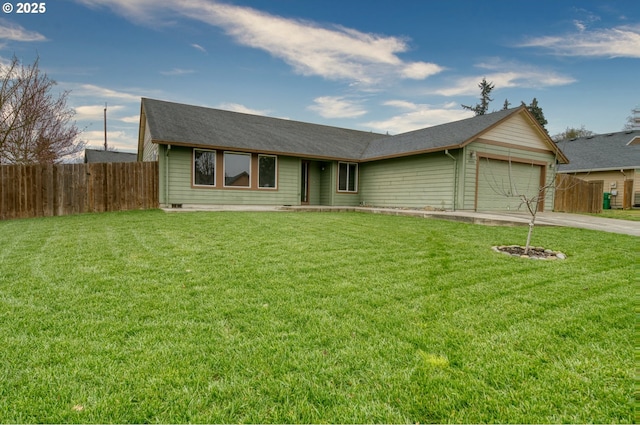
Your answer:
477;158;542;211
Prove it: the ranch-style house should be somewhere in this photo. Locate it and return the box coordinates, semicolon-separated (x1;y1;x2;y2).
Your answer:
137;98;568;211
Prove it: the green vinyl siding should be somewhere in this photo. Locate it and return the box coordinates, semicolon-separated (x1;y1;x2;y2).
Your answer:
319;162;332;206
462;141;556;211
359;152;458;209
476;159;542;211
307;161;322;205
314;161;360;206
159;145;299;206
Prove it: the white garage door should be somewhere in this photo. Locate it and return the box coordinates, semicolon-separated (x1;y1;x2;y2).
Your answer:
476;158;543;211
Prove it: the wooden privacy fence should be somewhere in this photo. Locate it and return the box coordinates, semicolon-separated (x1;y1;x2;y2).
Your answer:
0;161;158;220
554;174;603;214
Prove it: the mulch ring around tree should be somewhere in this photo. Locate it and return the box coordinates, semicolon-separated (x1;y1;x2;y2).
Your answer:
493;245;567;260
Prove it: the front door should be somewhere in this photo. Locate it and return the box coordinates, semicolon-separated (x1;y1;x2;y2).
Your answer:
301;161;310;204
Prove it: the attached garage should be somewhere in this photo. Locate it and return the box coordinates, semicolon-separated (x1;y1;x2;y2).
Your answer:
475;156;546;212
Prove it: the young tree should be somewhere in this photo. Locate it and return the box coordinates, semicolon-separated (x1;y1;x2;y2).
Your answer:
482;156;560;255
0;55;84;164
461;77;495;116
502;99;511;110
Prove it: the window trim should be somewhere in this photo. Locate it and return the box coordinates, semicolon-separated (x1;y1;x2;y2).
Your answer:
223;151;252;188
192;148;216;187
258;154;278;190
337;161;358;193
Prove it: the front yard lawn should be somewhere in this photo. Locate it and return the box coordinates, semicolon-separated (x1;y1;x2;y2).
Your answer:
0;210;634;423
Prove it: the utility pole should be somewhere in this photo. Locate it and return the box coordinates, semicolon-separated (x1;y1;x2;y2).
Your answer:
103;102;107;151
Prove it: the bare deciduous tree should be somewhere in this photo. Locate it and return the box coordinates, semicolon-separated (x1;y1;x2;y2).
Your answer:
551;125;594;142
0;55;84;164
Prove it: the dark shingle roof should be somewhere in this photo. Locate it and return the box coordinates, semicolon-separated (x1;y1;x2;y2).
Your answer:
361;107;520;160
141;98;558;162
142;98;386;161
556;130;640;172
84;148;137;163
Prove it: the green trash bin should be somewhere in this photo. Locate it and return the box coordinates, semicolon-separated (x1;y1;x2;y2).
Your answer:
603;192;611;210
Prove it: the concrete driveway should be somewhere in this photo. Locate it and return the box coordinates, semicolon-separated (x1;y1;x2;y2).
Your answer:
513;211;639;237
433;210;639;237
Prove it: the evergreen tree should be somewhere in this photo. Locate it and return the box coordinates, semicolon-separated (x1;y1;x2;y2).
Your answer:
523;98;547;131
461;77;494;115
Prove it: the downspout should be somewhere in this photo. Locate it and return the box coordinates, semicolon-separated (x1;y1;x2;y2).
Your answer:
444;149;457;211
165;144;171;206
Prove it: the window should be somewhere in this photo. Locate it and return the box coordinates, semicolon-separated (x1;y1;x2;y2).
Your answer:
259;155;277;189
224;152;251;187
193;149;215;186
338;162;358;192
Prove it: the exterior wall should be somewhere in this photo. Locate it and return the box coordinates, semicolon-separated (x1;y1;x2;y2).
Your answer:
141;118;158;162
481;113;550;151
359;152;458;209
159;145;299;206
462;141;557;211
318;162;333;206
563;169;636;209
330;160;360;206
157;147;363;207
307;162;322;205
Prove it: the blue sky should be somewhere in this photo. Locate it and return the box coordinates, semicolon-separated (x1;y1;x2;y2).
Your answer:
1;0;638;153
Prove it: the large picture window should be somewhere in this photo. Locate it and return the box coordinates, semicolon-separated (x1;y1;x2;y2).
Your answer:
193;149;215;186
224;152;251;187
258;155;277;189
338;162;358;192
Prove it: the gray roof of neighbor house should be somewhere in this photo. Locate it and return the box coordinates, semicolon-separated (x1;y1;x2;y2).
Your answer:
556;130;640;172
140;98;562;162
84;148;137;163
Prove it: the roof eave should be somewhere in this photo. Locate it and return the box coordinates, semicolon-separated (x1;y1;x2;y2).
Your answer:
360;144;463;162
151;139;362;162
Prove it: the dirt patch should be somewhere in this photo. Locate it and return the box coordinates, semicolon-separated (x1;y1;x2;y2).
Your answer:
493;245;566;260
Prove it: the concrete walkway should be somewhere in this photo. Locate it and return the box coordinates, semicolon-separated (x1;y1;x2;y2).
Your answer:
162;205;640;237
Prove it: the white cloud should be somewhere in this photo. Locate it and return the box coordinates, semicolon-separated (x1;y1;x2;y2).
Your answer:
120;115;140;124
519;24;640;58
362;102;473;134
383;100;420;110
308;96;367;119
160;68;195;76
82;130;136;152
75;0;443;86
191;43;207;53
216;102;271;116
431;60;576;97
72;83;141;102
401;62;444;80
75;104;125;121
0;19;46;42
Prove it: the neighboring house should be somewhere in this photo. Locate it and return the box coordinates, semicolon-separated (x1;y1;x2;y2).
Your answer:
84;148;138;163
556;130;640;209
137;98;568;211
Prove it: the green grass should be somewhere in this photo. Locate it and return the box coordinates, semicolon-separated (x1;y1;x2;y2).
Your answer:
591;209;640;221
0;210;635;423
